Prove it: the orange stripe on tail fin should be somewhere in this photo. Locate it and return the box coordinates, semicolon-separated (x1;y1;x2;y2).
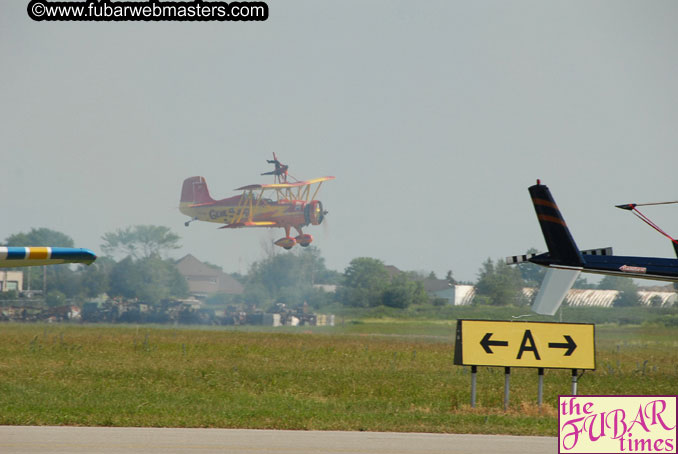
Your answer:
529;182;583;267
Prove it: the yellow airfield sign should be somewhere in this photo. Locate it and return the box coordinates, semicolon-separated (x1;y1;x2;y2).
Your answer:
454;320;595;370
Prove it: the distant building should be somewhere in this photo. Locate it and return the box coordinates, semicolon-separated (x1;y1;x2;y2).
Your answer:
523;287;677;308
313;284;337;293
0;271;23;292
439;285;677;308
451;284;477;306
384;264;461;304
384;265;402;279
421;278;454;302
563;289;619;308
638;290;677;307
176;254;244;298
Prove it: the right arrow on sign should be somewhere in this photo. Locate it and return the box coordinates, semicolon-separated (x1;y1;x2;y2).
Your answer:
548;335;577;356
480;332;509;354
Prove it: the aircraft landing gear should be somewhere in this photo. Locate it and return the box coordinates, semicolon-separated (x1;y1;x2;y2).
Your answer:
295;233;313;247
184;217;198;227
274;237;297;249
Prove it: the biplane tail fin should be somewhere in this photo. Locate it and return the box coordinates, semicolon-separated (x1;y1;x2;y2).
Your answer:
529;181;583;267
181;176;215;205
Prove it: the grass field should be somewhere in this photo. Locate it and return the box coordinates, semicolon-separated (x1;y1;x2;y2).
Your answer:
0;322;676;435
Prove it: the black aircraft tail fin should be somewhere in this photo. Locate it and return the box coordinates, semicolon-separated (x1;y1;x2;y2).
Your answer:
528;181;583;267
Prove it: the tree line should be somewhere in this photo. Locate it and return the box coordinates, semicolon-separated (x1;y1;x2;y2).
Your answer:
2;227;647;309
3;226;188;306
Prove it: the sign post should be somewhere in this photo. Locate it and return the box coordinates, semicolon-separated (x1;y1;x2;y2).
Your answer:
454;320;595;408
470;365;477;408
504;367;510;411
537;368;544;406
571;369;578;395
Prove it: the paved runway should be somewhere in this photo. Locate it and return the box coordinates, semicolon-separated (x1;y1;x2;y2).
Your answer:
0;426;556;454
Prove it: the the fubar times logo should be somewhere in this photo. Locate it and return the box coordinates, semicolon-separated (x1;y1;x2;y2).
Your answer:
559;396;677;453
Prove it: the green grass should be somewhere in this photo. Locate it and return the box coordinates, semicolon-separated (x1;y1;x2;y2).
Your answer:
328;303;678;326
0;323;676;435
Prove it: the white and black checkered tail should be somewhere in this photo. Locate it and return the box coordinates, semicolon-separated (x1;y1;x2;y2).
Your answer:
506;253;538;265
580;247;613;256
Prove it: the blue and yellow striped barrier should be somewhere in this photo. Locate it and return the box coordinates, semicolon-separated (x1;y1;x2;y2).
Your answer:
0;247;97;267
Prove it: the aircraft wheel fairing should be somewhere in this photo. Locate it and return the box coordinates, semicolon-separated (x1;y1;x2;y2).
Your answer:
275;237;297;249
295;234;313;247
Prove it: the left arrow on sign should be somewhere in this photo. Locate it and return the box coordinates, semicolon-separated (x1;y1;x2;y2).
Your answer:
548;335;577;356
480;332;509;354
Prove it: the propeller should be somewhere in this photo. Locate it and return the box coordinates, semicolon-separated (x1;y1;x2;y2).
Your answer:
317;205;329;225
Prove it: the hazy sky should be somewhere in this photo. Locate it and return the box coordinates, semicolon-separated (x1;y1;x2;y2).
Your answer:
2;1;677;282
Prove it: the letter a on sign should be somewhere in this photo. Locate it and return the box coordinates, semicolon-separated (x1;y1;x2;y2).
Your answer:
517;329;540;360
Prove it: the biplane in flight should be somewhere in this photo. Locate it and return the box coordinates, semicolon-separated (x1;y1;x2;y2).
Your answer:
508;180;678;315
180;154;334;249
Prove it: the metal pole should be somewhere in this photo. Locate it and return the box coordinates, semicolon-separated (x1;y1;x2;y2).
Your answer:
504;367;510;411
470;365;477;408
537;368;544;407
571;369;578;395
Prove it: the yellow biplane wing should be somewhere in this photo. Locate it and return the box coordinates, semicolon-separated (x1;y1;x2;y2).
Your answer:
219;221;277;229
